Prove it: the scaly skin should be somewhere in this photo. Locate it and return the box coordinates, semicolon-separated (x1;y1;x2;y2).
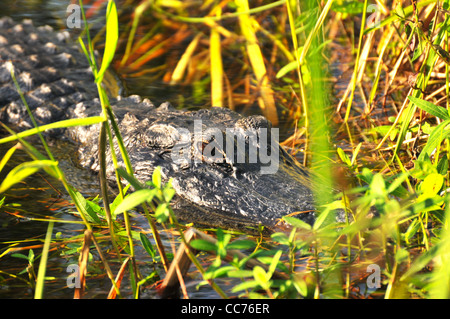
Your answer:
0;17;317;232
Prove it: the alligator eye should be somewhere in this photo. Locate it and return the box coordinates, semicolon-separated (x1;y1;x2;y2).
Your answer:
195;140;223;163
198;141;207;154
194;141;206;157
195;139;235;170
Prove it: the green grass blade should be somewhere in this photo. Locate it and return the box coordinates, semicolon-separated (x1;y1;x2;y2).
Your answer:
282;216;312;230
408;96;450;120
344;0;369;123
116;168;145;190
418;119;450;161
139;233;156;259
0;160;58;193
34;221;54;299
113;189;157;215
104;106;134;175
0;116;105;144
0;144;18;174
95;0;118;83
298;0;334;65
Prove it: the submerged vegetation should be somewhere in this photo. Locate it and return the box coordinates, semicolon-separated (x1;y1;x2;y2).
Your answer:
1;0;450;299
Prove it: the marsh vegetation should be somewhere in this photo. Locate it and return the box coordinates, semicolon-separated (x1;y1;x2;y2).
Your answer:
1;0;450;299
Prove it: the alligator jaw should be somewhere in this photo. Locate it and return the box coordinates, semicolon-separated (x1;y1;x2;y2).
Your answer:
170;164;317;232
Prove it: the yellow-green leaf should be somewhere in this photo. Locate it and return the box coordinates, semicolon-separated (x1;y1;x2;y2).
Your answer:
420;173;444;197
0;160;58;193
189;239;217;252
95;0;118;83
0;116;105;144
0;145;18;174
276;60;298;79
152;166;162;189
253;266;269;289
408;96;450;120
114;189;157;215
283;216;312;230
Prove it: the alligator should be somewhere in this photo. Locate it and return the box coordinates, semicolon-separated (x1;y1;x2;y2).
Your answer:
0;17;319;232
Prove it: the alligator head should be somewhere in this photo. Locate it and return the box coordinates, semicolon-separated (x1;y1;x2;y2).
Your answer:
68;97;317;232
